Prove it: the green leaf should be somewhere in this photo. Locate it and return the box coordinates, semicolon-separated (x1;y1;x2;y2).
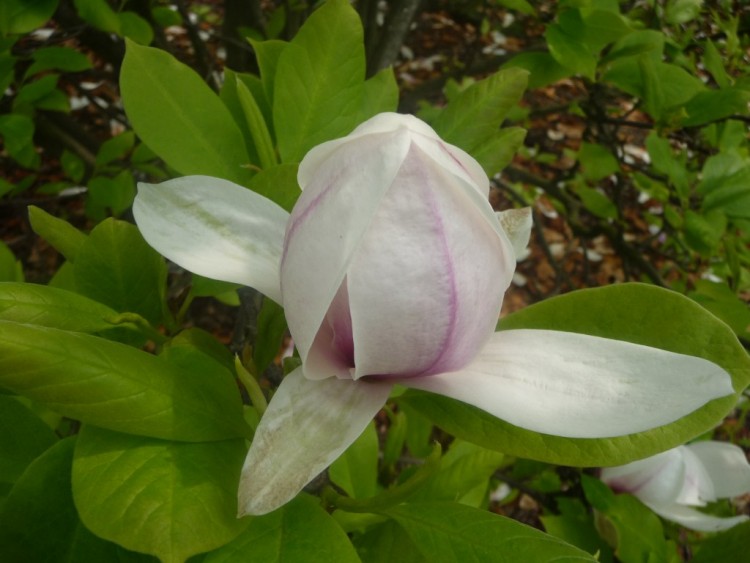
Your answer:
28;205;87;262
253;297;288;374
432;68;528;156
0;395;56;484
73;426;248;563
249;38;287;109
689;280;750;339
61;149;85;183
0;282;122;332
86;170;137;219
329;421;379;499
408;440;505;506
73;218;167;325
580;9;631;52
583;476;672;563
541;498;614;563
0;241;22;282
118;11;153;45
502;52;569;89
74;0;120;33
683;209;726;255
386;502;597;562
575;185;618;220
0;113;39;169
361;67;399;120
665;0;702;25
26;46;92;76
601;29;663;64
121;40;251;185
401;284;750;467
0;321;249;441
355;519;427;563
645;133;690;199
202;494;360;563
96;131;135;166
220;68;263;169
702;40;730;88
273;0;365;162
0;0;58;36
578;142;619;182
682;88;750;127
0;437;155;563
236;75;277;170
545;21;596;79
691;520;750;563
247;162;300;212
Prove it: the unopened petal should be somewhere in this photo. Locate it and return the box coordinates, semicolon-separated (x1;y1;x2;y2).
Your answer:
646;502;749;533
600;449;686;506
237;368;391;516
134;176;288;303
347;142;514;379
688;441;750;499
403;329;734;438
282;129;411;361
676;446;715;505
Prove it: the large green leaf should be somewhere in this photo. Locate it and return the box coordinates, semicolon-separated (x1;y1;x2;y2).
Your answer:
247;163;300;212
386;502;597;562
361;67;399;121
73;427;248;563
273;0;365;162
121;40;251;185
432;68;528;158
0;282;117;332
0;395;56;485
401;284;750;467
0;321;249;441
0;437;156;563
202;494;360;563
73;218;167;326
691;520;750;563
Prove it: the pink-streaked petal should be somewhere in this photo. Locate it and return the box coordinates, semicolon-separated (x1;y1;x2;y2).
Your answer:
403;329;734;438
347;143;515;379
497;208;533;260
297;113;442;189
646;502;749;533
688;441;750;499
237;367;392;516
600;449;685;506
134;176;288;303
281;129;411;361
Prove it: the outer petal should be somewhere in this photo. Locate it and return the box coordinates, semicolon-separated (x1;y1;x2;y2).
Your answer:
600;448;686;506
237;367;392;516
347;143;515;379
646;502;749;532
675;446;715;505
134;176;288;303
688;441;750;499
403;329;734;438
497;208;533;260
281;129;411;361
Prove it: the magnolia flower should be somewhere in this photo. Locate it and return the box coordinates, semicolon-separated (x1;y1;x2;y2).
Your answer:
133;112;733;516
601;441;750;532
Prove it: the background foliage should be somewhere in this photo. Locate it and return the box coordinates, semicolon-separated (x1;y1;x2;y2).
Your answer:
0;1;749;562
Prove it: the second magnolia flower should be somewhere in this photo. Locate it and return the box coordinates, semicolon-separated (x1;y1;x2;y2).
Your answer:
133;112;733;516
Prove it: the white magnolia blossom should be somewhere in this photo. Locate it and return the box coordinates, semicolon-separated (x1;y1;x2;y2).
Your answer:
601;441;750;532
132;112;734;516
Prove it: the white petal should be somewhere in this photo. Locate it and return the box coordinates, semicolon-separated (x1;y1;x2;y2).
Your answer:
646;502;749;532
688;441;750;499
237;368;391;516
281;129;411;361
497;208;533;260
403;329;734;438
347;142;515;379
134;176;288;303
676;446;715;505
298;113;441;189
600;448;686;506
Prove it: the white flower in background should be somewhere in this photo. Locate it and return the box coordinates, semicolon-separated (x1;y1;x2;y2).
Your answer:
133;112;733;516
601;441;750;532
